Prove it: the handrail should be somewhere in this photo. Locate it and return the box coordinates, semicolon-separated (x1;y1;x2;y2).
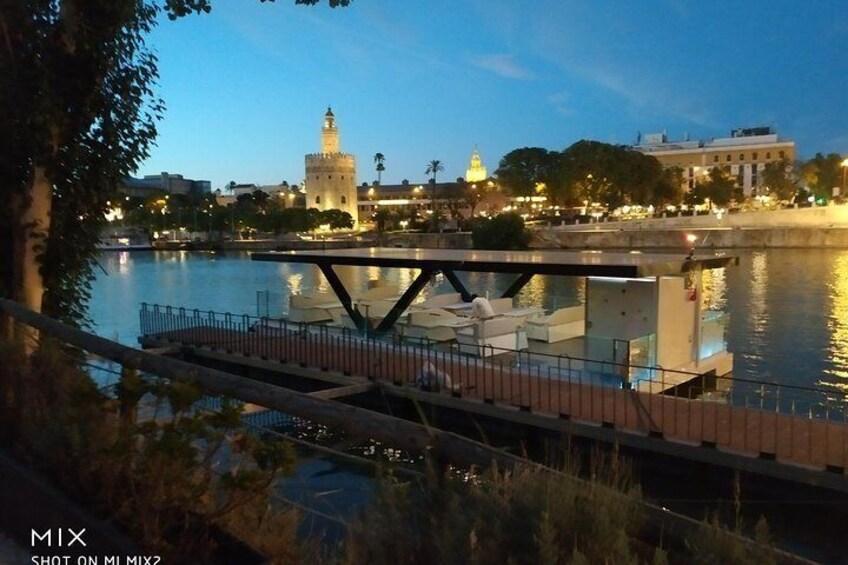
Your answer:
139;301;846;405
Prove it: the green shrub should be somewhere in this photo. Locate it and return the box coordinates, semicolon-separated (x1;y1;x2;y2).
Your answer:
471;213;532;250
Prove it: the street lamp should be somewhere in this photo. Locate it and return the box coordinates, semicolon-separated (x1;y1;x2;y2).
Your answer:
841;158;848;197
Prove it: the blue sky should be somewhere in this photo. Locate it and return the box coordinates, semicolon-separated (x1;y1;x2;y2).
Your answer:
141;0;848;190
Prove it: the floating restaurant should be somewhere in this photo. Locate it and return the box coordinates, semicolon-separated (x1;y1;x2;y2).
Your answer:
251;247;737;391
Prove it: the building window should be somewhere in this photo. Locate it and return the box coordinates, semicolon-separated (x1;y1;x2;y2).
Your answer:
341;196;347;204
315;196;321;204
726;155;731;162
779;151;785;159
752;152;758;160
766;152;771;159
341;175;344;180
328;175;332;179
739;154;745;161
315;176;319;180
713;155;719;163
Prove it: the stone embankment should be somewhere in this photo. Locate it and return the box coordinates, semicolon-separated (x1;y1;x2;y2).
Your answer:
536;204;848;249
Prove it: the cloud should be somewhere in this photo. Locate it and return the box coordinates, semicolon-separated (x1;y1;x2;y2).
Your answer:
548;91;574;117
472;54;533;80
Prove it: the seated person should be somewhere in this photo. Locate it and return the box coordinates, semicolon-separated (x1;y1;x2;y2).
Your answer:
470;296;496;319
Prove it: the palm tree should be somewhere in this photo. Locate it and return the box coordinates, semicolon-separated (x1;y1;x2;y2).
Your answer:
426;159;443;183
373;153;385;185
425;159;444;207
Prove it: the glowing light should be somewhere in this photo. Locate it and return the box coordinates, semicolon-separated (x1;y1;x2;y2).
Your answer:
686;234;697;243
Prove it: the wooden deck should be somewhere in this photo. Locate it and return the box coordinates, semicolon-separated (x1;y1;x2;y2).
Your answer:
141;324;848;481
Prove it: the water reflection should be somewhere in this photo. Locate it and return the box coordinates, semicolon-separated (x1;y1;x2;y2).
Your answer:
826;253;848;385
749;252;768;334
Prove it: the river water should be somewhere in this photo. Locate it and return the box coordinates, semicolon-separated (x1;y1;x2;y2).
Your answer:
90;248;848;402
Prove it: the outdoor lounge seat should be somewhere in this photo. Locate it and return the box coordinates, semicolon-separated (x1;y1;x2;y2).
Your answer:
287;292;342;323
454;317;528;357
525;306;585;343
411;292;463;311
399;308;467;342
332;299;398;330
471;296;543;322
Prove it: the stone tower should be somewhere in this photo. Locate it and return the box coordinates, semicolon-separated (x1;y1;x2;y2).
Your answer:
305;107;358;226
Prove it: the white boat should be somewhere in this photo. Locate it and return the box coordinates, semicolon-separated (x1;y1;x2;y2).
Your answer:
97;234;153;251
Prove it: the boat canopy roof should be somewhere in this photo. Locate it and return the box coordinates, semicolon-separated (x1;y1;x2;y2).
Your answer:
251;247;737;278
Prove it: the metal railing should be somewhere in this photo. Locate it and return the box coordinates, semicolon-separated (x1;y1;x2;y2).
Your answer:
140;302;848;473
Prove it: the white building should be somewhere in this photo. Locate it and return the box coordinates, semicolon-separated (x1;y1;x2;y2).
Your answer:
634;127;796;197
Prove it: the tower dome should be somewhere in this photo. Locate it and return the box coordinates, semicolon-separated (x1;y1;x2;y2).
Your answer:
322;106;339;153
465;148;487;182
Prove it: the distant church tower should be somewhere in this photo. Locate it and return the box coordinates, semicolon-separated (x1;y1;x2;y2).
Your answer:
305;107;358;225
465;148;487;182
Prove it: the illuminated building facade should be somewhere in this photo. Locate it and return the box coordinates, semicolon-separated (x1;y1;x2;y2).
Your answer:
465;148;488;182
633;127;796;196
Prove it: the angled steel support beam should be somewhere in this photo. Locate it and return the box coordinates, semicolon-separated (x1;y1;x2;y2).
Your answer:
374;267;436;335
442;269;473;302
317;263;365;331
501;272;535;298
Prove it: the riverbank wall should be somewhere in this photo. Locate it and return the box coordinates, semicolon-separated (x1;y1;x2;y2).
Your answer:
537;226;848;249
180;205;848;251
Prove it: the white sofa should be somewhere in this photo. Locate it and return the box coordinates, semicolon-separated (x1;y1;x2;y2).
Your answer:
412;292;463;310
399;308;468;342
455;317;528;357
287;292;342;323
525;306;585;343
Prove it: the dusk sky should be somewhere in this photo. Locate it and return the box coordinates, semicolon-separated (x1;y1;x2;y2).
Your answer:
141;0;848;191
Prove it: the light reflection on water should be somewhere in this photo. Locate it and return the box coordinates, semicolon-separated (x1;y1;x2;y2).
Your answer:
827;253;848;386
89;249;848;395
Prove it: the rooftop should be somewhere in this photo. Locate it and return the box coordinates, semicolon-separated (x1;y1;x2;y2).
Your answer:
251;247;738;278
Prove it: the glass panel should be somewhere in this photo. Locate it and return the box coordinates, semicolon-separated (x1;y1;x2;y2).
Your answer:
700;310;729;360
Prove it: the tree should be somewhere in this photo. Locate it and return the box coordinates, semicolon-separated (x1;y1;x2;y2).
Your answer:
426;159;444;183
374;153;385;185
2;1;162;338
471;213;531;250
692;167;735;207
760;159;797;200
650;166;685;207
559;140;663;210
440;179;468;220
800;153;841;199
0;0;349;348
372;209;392;233
426;159;444;207
495;147;550;202
319;209;354;230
